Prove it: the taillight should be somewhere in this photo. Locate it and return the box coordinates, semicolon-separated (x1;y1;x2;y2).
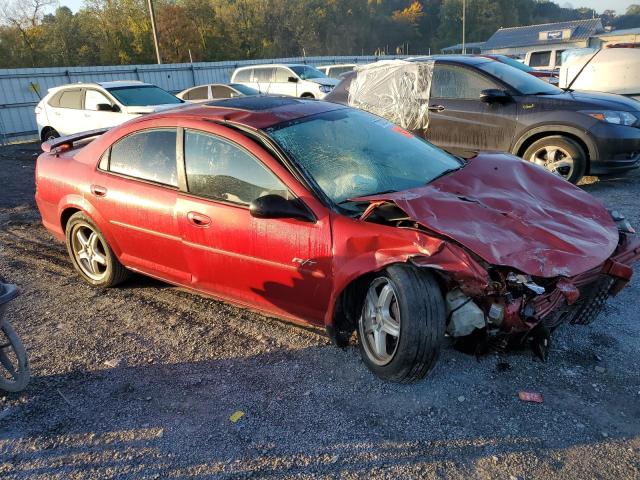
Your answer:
35;105;42;114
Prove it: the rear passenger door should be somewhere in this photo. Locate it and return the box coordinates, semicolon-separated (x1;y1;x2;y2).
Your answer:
426;63;517;154
92;127;190;284
47;88;85;135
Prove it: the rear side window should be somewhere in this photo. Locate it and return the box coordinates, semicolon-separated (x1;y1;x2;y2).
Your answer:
234;69;252;82
184;130;289;205
57;89;83;109
253;67;274;82
108;129;178;187
431;65;496;99
185;86;209;100
529;51;551;67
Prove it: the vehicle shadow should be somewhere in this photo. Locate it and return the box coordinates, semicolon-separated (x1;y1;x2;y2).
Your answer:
2;340;638;479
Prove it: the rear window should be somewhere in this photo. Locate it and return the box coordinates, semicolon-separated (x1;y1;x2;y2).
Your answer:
529;51;551;67
57;89;83;109
234;69;252;82
108;128;178;187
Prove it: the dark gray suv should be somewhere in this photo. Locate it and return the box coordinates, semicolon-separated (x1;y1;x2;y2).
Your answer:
326;55;640;183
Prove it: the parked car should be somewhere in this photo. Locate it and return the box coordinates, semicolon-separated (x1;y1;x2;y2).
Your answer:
559;48;640;101
481;54;558;84
317;64;357;79
177;83;260;102
230;64;339;99
35;81;183;141
35;96;639;382
327;56;640;183
524;48;565;71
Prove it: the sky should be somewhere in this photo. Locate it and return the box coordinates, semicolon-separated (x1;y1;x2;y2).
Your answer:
54;0;637;15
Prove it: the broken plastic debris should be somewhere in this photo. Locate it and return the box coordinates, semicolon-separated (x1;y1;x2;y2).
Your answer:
518;391;544;403
229;410;245;423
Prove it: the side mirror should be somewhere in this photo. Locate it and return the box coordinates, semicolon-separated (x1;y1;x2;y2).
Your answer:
249;194;314;222
96;103;115;112
288;76;299;83
480;89;511;104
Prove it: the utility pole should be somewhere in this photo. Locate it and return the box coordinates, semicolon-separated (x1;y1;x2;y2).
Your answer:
147;0;162;64
462;0;466;54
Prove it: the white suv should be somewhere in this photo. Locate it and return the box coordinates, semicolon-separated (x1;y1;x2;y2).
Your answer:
230;64;339;99
35;81;184;140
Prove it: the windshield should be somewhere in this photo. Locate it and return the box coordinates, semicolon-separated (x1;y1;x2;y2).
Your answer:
230;84;260;95
266;109;462;205
492;55;533;72
477;60;562;95
289;65;327;80
107;85;183;106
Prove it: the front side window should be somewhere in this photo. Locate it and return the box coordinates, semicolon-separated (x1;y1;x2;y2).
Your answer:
58;89;83;109
267;109;462;205
184;130;289;205
274;67;292;83
477;60;562;95
555;50;565;66
289;65;327;80
529;51;551;67
431;65;496;99
106;85;182;106
108;129;178;186
211;86;235;98
186;86;209;100
85;90;112;111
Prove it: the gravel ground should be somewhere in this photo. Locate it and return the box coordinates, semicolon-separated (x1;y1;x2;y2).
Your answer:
0;142;639;479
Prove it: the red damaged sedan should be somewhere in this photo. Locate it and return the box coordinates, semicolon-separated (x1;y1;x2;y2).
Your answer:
35;97;640;382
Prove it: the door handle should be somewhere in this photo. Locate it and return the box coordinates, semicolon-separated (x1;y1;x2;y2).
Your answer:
187;211;211;227
428;104;445;112
90;184;107;197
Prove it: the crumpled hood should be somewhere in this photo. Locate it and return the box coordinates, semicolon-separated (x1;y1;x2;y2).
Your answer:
308;77;339;87
354;153;619;278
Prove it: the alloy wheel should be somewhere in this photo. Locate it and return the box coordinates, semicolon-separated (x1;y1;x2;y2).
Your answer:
529;145;574;179
360;277;401;366
71;225;109;281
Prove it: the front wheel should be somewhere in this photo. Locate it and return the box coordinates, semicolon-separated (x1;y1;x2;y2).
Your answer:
522;136;587;184
358;265;445;383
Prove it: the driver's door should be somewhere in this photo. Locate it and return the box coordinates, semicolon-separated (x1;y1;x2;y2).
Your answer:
83;89;124;130
425;63;517;154
176;127;333;324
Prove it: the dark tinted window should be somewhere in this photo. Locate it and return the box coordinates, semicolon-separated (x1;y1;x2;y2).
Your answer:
529;51;551;67
185;86;209;100
477;60;561;95
109;129;177;186
289;65;327;80
431;65;496;99
106;86;182;106
58;89;83;109
229;84;260;95
555;50;565;66
234;69;252;82
184;130;288;205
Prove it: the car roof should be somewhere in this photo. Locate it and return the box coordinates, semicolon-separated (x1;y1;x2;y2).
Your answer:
136;95;346;130
317;64;357;68
408;55;493;65
48;80;150;92
234;64;312;70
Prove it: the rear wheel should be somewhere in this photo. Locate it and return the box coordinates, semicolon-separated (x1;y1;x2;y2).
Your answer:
357;265;445;383
65;212;129;287
301;93;315;99
0;320;30;393
41;127;60;142
522;136;587;184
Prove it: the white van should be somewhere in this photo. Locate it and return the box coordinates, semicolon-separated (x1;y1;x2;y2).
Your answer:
317;64;357;79
559;48;640;100
524;48;566;71
230;64;339;99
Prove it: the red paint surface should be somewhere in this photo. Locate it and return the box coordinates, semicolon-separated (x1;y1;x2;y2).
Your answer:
34;101;638;333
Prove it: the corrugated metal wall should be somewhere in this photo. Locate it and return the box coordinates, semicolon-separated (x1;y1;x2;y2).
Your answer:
0;55;402;143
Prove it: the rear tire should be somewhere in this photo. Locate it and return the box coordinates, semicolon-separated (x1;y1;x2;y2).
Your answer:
357;265;445;383
65;212;129;288
301;93;315;99
41;127;60;142
522;135;587;184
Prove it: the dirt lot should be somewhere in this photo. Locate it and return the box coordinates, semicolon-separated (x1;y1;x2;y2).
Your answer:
0;142;639;479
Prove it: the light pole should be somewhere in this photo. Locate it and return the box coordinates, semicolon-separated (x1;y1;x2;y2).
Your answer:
147;0;162;64
462;0;466;54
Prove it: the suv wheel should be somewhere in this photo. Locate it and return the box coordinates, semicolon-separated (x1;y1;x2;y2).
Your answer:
357;265;445;383
41;128;60;142
522;135;587;184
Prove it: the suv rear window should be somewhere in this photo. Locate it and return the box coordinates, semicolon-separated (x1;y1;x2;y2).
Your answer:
234;69;252;82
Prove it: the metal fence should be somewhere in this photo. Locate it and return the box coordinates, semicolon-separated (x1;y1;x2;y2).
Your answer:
0;55;405;144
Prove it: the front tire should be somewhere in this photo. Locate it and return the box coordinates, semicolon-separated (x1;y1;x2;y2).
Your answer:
358;265;445;383
522;135;587;184
65;212;129;287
